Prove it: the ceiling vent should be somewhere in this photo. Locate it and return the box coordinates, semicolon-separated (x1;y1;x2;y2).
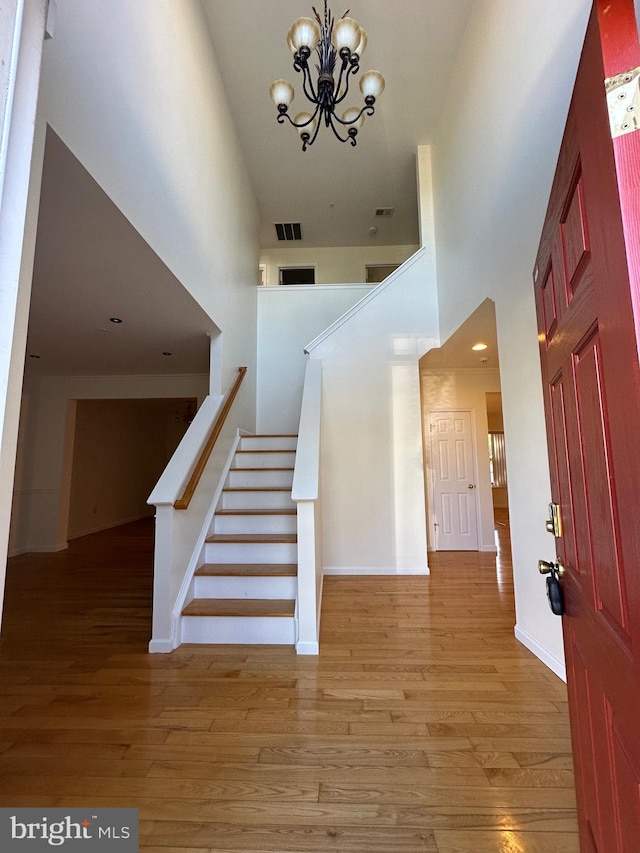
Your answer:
375;207;394;217
275;222;303;241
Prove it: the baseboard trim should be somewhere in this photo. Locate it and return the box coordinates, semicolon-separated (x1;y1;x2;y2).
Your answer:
148;638;176;654
514;624;566;682
296;640;320;654
324;566;430;576
68;512;153;541
8;541;69;557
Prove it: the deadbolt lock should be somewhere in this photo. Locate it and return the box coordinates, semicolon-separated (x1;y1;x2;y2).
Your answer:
546;503;563;537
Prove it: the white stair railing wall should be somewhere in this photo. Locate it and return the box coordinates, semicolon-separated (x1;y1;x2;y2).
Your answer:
147;371;249;652
292;358;323;654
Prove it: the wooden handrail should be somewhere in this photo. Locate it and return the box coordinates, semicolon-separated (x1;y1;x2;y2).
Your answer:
173;366;247;510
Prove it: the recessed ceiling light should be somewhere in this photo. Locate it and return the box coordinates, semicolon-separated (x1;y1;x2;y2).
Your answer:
472;342;488;351
109;317;123;324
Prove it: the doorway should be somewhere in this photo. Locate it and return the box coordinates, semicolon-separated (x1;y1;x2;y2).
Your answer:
420;299;508;553
65;397;196;541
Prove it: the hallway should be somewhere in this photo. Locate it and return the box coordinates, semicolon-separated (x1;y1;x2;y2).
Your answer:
0;515;578;852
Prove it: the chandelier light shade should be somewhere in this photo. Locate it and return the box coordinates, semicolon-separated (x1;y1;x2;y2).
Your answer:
290;17;321;53
270;0;385;151
269;79;295;108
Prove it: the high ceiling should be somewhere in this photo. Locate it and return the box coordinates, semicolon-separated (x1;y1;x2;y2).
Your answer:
25;1;492;378
201;0;474;249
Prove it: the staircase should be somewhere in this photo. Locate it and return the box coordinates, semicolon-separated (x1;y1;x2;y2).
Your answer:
180;435;298;645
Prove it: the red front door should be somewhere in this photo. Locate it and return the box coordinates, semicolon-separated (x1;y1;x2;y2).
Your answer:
534;2;640;849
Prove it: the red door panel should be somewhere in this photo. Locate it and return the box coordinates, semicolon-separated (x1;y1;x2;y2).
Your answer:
562;173;590;297
574;334;629;637
534;3;640;849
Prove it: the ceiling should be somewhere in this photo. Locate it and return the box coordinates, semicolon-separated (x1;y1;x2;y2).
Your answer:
25;129;217;377
26;1;494;379
420;299;500;370
201;0;474;249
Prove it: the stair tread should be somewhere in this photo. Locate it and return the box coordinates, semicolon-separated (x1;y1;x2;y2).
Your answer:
223;487;292;492
236;449;295;453
206;533;297;543
230;467;294;472
183;599;295;618
216;508;296;516
196;563;297;577
245;434;298;437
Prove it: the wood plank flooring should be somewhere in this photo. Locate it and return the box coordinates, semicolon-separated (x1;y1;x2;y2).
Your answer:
0;512;578;852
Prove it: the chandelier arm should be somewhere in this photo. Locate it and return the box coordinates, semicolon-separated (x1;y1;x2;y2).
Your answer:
303;78;319;104
333;57;361;105
278;101;322;129
304;110;324;148
326;112;353;143
332;102;369;126
299;61;319;103
332;58;349;102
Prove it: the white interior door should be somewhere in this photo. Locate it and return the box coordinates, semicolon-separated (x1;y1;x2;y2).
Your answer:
429;410;479;550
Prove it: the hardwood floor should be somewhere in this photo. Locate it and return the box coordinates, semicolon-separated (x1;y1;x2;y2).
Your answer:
0;512;578;852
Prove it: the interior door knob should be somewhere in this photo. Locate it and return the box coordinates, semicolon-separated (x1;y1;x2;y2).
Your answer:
538;558;565;615
468;483;475;489
538;559;565;578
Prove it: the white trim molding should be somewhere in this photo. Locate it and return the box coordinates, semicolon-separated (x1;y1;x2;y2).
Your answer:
324;566;430;576
515;623;566;682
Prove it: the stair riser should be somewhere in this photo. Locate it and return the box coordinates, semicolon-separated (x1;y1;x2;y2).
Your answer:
180;435;299;649
227;469;293;489
204;541;297;564
221;490;295;511
234;451;296;469
239;436;297;451
181;615;296;645
213;515;297;535
193;575;297;599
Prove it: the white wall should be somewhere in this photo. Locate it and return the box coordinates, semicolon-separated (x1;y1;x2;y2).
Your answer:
421;368;502;552
260;245;418;286
37;0;259;401
430;0;592;679
309;250;440;573
257;284;374;433
3;0;262;578
9;373;208;555
0;0;47;623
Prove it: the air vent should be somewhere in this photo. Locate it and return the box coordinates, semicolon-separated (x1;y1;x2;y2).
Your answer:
275;222;303;241
375;207;394;217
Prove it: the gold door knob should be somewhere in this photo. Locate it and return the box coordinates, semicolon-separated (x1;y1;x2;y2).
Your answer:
538;559;565;578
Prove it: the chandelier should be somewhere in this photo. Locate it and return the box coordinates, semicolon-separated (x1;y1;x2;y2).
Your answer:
269;1;385;151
